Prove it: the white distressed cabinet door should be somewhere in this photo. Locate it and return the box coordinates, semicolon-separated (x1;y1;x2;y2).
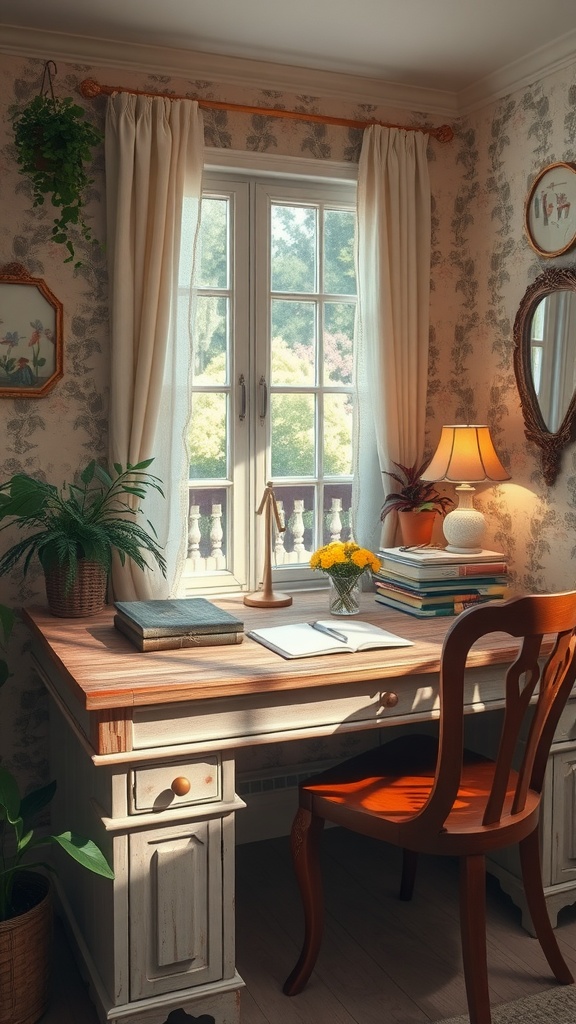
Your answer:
551;747;576;886
129;818;223;999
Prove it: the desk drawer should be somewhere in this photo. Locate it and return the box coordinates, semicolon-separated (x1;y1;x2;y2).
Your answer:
130;756;221;813
133;666;506;751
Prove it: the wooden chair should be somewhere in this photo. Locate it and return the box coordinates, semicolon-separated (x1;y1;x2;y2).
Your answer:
283;592;576;1024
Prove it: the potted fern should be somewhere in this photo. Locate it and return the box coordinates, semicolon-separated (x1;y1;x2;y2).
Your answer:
11;90;101;267
0;459;167;617
381;459;454;546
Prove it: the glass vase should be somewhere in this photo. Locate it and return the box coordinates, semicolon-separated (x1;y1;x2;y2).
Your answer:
328;574;361;615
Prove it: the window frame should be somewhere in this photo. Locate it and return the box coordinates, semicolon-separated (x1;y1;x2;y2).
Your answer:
181;154;358;597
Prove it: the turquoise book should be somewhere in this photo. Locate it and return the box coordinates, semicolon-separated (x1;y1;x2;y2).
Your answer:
374;593;504;618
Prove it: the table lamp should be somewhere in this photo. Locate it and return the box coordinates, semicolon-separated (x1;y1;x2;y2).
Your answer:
420;425;510;553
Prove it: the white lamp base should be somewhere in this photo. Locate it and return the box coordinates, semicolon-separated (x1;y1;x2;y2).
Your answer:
442;484;485;554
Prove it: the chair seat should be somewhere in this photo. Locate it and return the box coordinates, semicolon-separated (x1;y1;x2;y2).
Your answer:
300;735;541;856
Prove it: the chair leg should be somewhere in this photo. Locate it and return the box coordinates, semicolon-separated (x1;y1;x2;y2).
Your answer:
399;848;419;900
283;806;326;996
519;828;574;984
459;854;492;1024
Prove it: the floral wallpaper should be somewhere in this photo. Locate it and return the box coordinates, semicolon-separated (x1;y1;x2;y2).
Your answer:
428;68;576;599
1;45;576;791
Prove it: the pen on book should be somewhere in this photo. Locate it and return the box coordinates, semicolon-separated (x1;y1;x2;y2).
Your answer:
310;622;348;643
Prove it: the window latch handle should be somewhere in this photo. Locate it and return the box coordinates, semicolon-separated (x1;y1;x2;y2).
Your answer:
239;374;246;421
259;376;268;421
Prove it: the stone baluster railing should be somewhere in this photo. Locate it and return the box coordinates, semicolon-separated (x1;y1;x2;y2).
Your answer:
187;496;351;568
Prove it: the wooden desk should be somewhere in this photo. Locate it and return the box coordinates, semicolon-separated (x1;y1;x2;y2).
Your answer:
22;594;575;1024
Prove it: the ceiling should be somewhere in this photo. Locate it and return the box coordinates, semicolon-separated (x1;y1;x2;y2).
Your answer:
3;0;576;105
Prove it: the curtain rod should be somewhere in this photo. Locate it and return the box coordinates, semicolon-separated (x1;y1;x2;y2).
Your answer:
79;79;453;143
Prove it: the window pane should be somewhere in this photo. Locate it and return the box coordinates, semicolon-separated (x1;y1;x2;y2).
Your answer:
324;209;356;295
271;300;315;385
271;393;315;478
188;393;227;478
187;487;228;568
323;393;353;475
324;302;354;385
179;196;202;287
272;485;315;561
193;296;228;384
195;197;228;289
271;204;316;293
323;484;353;545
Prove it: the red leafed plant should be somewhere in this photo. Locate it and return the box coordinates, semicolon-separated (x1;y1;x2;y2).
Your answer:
380;459;454;521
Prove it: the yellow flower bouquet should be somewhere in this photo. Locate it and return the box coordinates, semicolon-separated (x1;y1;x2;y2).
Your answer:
310;541;381;615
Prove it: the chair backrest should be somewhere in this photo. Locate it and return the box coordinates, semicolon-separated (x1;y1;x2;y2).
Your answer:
408;592;576;835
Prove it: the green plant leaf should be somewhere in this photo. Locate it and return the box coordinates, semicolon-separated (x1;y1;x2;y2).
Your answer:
20;779;57;824
53;832;114;878
16;828;34;854
80;461;97;485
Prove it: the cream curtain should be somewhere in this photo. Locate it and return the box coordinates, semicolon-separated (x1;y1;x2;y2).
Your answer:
353;126;431;553
105;92;204;600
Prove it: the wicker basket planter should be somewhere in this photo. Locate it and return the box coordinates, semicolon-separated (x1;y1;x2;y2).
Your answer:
44;560;108;617
0;872;51;1024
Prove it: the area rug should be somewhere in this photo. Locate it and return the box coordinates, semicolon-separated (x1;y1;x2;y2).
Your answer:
439;985;576;1023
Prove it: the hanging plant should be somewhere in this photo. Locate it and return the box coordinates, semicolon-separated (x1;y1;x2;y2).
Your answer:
11;62;102;267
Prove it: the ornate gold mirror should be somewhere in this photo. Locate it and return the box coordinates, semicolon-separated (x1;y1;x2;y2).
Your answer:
0;262;63;398
513;265;576;485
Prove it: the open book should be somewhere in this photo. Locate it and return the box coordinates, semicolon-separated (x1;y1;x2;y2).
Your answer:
247;619;413;659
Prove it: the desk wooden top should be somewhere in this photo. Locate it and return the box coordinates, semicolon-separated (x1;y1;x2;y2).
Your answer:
23;592;521;713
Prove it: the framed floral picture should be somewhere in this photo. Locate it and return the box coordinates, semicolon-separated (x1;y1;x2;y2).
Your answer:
0;263;63;397
525;161;576;258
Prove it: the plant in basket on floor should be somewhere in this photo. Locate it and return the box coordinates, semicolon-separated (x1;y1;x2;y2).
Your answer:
0;763;114;1024
0;459;167;617
381;459;454;547
310;541;381;615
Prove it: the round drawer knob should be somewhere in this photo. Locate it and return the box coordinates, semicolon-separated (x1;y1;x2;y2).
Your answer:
171;776;191;796
382;691;399;708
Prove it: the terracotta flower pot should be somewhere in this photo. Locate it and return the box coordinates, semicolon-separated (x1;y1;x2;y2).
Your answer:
397;510;436;547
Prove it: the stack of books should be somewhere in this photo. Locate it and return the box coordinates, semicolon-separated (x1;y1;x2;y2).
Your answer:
373;546;509;618
114;598;244;651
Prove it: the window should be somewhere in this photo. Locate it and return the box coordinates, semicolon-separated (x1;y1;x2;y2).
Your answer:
178;174;357;594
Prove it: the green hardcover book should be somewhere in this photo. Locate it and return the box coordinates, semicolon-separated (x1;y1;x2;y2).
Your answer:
114;615;244;651
114;598;243;638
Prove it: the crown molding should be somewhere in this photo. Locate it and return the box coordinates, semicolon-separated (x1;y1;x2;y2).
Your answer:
3;21;576;121
459;25;576;114
0;24;459;119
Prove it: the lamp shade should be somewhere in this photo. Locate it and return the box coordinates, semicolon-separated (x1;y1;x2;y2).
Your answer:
421;425;510;483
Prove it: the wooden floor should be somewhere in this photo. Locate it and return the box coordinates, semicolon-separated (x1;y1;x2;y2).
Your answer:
41;828;576;1024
